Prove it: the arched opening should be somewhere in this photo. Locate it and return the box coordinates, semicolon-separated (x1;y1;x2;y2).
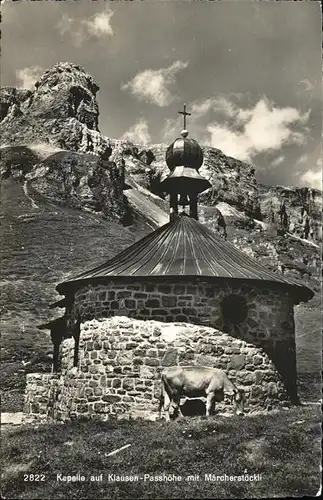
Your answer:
221;295;248;326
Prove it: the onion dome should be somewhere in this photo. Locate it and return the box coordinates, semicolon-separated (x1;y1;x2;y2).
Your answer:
161;129;210;195
166;130;204;171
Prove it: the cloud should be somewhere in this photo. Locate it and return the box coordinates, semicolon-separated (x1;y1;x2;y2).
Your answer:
191;97;237;119
121;118;151;145
296;154;308;164
16;66;44;90
83;9;114;37
300;169;321;190
56;8;114;47
203;97;309;162
122;61;188;107
271;155;285;167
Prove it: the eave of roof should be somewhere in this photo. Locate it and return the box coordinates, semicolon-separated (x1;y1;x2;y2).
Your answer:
56;214;314;302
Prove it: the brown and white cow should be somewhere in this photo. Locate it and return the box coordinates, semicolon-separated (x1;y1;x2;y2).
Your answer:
159;366;245;420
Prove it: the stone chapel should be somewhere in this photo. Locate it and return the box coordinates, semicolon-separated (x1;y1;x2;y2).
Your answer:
23;110;313;423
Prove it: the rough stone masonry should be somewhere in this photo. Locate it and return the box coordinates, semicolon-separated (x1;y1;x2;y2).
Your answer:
23;315;292;424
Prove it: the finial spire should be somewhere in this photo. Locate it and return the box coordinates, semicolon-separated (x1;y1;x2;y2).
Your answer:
178;103;191;130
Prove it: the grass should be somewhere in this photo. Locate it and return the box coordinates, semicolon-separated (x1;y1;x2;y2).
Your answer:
1;406;321;499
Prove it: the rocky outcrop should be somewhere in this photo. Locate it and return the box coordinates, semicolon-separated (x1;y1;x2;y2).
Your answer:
258;184;321;242
0;62;108;153
0;87;32;123
26;148;128;221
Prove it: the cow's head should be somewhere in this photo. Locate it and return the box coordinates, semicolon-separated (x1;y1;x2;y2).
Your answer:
233;389;245;415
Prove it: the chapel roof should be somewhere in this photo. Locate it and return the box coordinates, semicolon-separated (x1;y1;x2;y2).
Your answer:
56;213;313;301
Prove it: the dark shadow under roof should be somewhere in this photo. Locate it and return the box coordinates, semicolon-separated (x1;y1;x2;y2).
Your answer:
56;213;313;301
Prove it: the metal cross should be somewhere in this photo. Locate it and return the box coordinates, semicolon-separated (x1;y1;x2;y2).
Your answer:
178;103;191;129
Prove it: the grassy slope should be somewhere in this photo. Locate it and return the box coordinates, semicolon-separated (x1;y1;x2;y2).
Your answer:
1;406;321;499
0;179;149;410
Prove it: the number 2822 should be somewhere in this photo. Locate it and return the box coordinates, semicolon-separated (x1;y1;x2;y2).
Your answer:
24;474;45;481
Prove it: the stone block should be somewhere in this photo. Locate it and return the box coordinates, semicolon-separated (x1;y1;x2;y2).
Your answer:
125;299;136;308
77;404;89;413
146;349;158;357
117;351;133;364
228;355;246;370
94;402;109;412
112;379;121;388
133;349;145;357
117;291;132;298
175;315;188;322
126;342;137;349
123;379;134;390
145;299;160;308
161;348;178;366
161;296;177;307
151;309;167;317
253;355;264;366
140;366;155;379
31;403;40;413
102;395;121;403
183;307;197;316
254;370;265;384
178;351;194;362
134;293;148;299
145;358;159;367
86;342;94;351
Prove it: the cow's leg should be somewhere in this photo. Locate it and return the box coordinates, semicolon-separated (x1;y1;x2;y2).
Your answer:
170;396;182;420
163;391;171;422
206;393;215;418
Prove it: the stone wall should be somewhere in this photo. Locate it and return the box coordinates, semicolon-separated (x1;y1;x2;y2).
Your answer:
69;279;297;401
23;317;292;424
71;280;294;342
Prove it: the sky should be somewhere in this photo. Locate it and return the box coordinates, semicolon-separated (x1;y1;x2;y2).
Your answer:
1;0;322;189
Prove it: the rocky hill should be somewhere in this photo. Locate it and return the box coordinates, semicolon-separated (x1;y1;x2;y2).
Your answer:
0;62;321;410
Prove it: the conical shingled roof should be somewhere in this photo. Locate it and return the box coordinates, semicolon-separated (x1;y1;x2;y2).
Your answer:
56;213;313;301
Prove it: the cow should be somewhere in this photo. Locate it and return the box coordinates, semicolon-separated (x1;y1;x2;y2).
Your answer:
158;366;245;421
